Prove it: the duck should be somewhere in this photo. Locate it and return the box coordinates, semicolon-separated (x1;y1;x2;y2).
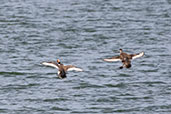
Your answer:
42;59;83;79
104;49;144;69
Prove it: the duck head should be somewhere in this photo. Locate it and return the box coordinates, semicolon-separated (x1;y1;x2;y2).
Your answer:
119;49;123;53
57;59;61;64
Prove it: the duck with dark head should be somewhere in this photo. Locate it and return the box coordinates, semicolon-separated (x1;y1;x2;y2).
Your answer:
104;49;144;69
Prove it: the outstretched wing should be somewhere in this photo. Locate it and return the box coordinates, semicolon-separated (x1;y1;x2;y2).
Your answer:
103;56;121;62
42;62;59;69
131;52;144;60
65;65;83;72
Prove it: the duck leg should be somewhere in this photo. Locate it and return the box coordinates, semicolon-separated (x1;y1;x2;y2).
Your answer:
119;60;125;69
119;66;123;69
119;65;124;69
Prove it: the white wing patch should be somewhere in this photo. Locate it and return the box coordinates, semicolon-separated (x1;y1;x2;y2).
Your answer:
42;62;58;69
67;67;83;72
104;58;121;62
57;71;60;75
132;52;144;60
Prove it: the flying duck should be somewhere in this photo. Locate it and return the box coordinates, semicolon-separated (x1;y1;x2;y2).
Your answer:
42;59;83;79
104;49;144;69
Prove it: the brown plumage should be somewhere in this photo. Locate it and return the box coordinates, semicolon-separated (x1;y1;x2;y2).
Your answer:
104;49;144;69
42;59;83;79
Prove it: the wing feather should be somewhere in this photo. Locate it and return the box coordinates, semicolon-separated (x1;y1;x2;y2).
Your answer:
42;62;59;69
103;56;121;62
132;52;144;60
65;65;83;72
67;67;83;72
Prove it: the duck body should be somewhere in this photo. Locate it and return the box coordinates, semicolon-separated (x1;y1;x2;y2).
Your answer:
57;64;67;79
104;49;144;69
120;51;132;68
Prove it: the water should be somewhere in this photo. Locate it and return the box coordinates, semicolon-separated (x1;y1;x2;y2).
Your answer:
0;0;171;113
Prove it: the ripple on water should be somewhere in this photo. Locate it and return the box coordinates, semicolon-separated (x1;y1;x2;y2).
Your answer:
0;71;25;76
